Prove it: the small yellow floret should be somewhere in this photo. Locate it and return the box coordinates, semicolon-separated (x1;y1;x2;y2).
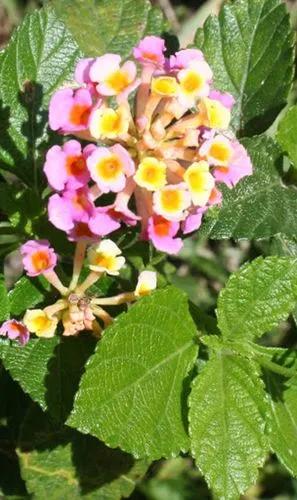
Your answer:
199;98;231;130
23;309;57;338
135;271;157;297
184;161;215;206
134;157;167;191
87;239;125;276
151;77;179;96
89;106;129;139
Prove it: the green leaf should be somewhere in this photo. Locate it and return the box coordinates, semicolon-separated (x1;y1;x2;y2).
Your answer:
195;0;294;136
0;6;81;184
68;287;198;460
206;136;297;241
265;369;297;476
0;275;9;322
0;335;96;422
18;405;147;500
53;0;166;58
8;276;49;316
189;353;268;499
217;256;297;341
277;105;297;169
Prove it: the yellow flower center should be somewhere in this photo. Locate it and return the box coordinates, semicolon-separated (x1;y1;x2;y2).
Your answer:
33;315;51;331
180;70;204;94
209;142;232;164
151;77;178;96
106;70;130;93
96;155;123;180
160;189;183;212
95;253;116;270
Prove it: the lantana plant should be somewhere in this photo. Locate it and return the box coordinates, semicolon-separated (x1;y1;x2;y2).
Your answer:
1;0;297;499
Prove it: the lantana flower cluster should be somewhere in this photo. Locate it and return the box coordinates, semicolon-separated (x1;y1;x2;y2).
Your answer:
0;239;157;344
45;36;252;254
0;36;253;346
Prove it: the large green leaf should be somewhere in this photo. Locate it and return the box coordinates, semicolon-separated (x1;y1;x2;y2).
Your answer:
277;105;297;169
68;287;198;460
0;6;81;184
189;353;268;499
205;136;297;241
0;335;96;422
217;256;297;341
263;349;297;476
18;405;147;500
53;0;166;58
0;275;9;322
195;0;294;136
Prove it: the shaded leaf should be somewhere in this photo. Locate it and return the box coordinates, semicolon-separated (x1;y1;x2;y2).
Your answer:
0;6;81;184
206;136;297;241
195;0;294;135
18;405;147;500
217;256;297;341
0;275;9;322
277;105;297;169
68;287;198;460
0;335;96;422
53;0;166;58
189;353;268;499
263;349;297;476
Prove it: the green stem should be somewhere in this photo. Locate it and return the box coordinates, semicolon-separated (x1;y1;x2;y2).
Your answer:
256;356;295;378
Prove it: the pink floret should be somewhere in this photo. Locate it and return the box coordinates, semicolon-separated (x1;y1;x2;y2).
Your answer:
213;141;253;188
44;140;92;191
49;88;93;133
147;215;183;255
21;240;57;277
0;320;29;345
133;36;166;68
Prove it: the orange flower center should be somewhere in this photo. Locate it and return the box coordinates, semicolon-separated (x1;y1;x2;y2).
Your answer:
66;155;87;176
31;251;50;272
153;215;171;237
142;52;159;63
73;223;93;239
69;104;90;126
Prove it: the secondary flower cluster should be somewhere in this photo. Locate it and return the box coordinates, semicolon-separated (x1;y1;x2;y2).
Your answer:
45;36;252;254
0;239;156;345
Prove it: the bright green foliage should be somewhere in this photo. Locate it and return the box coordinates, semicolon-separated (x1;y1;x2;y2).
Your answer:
263;349;297;476
53;0;166;57
68;287;198;460
194;0;294;136
0;275;9;322
217;256;297;341
189;354;268;499
0;336;96;422
0;6;81;185
205;136;297;240
277;105;297;169
18;405;147;499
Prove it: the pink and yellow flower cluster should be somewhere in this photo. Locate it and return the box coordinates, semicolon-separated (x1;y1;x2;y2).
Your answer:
0;239;157;345
45;36;252;254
